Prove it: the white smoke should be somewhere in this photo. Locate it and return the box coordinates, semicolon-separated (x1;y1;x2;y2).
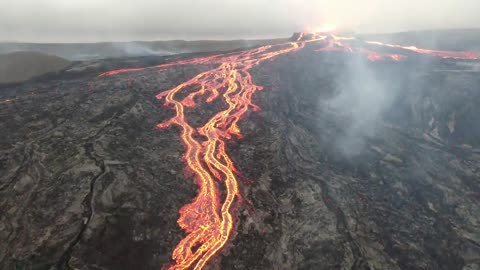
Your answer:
114;42;173;57
325;56;396;157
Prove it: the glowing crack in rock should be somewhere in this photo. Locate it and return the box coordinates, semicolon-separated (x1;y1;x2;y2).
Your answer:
99;32;479;269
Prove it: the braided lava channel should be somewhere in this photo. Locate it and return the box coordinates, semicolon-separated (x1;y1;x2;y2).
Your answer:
99;32;480;270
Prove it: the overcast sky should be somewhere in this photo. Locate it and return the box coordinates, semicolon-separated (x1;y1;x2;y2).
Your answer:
2;0;480;43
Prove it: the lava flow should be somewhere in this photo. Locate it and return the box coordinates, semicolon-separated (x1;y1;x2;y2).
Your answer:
99;30;480;270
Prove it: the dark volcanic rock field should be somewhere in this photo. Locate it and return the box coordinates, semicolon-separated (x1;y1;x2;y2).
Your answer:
1;48;480;270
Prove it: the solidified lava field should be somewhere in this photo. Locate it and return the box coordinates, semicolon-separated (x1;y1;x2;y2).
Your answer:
1;33;480;270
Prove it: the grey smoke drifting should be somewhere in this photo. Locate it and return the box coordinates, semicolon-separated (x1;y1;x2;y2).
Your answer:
113;42;173;57
325;56;397;157
1;0;480;42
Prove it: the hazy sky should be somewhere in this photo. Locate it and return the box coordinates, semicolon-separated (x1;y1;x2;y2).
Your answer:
2;0;480;42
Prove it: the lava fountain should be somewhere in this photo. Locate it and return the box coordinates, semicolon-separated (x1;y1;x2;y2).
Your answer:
99;30;479;269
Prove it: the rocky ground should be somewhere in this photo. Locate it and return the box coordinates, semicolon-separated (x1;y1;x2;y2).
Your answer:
1;46;479;270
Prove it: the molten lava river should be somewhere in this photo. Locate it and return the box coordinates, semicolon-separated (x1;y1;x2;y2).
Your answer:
100;32;479;269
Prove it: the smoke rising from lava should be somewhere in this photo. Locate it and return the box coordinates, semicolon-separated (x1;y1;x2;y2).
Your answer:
2;0;480;42
111;42;173;57
326;56;397;157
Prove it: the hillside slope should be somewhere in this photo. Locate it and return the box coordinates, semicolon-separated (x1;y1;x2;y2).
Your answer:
0;39;285;61
0;51;69;84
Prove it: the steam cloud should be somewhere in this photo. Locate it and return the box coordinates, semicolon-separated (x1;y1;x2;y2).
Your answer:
113;42;173;56
326;56;397;157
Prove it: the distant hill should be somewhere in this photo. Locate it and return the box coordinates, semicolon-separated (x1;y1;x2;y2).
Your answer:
1;29;478;62
0;51;70;84
361;29;480;51
1;29;478;85
0;39;286;61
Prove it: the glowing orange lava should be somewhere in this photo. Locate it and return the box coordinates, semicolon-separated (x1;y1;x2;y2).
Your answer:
99;32;480;270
